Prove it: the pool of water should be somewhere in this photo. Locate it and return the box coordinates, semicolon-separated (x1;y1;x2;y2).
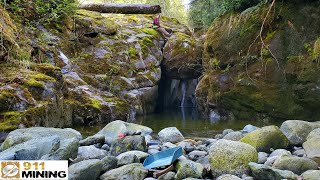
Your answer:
75;108;282;138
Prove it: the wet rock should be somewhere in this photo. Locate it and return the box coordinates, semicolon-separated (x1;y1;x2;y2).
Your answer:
175;159;204;179
240;125;289;152
223;131;244;141
158;127;184;143
77;146;107;159
269;149;291;157
303;136;320;165
306;128;320;140
249;162;298;180
110;135;147;156
162;32;202;79
243;124;259;133
96;120;152;142
273;155;318;175
158;171;175;180
209;139;258;177
301;170;320;180
216;174;241;180
79;135;105;146
258;152;268;164
188;150;208;161
100;163;148;180
69;159;103;180
116;151;149;166
280;120;320;145
101;156;118;172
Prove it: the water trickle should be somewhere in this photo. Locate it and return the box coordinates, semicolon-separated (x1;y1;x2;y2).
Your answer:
180;80;186;107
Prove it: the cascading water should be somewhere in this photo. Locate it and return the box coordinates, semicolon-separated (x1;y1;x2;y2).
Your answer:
180;80;187;107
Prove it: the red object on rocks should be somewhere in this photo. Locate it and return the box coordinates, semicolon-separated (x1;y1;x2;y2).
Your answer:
118;133;125;138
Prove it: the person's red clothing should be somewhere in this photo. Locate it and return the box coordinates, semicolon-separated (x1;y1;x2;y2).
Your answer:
153;16;160;27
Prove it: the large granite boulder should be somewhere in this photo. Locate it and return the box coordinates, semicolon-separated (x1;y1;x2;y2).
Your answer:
77;146;108;159
303;136;320;165
174;159;205;179
162;32;202;79
116;151;149;166
301;170;320;180
306;128;320;140
110;135;147;156
69;159;103;180
101;156;118;172
249;162;298;180
0;127;81;160
240;125;289;152
100;163;148;180
208;139;258;177
158;127;184;143
272;155;318;175
280;120;320;145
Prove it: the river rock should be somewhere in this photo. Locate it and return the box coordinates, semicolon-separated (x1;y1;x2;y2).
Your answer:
264;156;279;167
158;171;175;180
188;150;208;161
222;129;234;137
158;127;184;143
216;174;242;180
293;148;306;157
79;135;105;146
223;131;244;141
196;156;209;166
100;163;148;180
243;124;259;133
148;149;159;154
110;135;147;156
249;162;298;180
95;120;152;142
101;144;110;151
116;151;149;166
175;159;204;179
301;170;320;180
77;146;107;159
240;125;289;152
303;136;320;165
269;149;291;157
195;144;207;151
306;128;320;140
209;139;258;177
280;120;320;145
258;152;268;164
272;155;318;175
101;156;118;172
163;142;177;149
69;159;103;180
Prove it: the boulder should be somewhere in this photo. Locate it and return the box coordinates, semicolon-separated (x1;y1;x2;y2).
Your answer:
100;163;148;180
249;162;298;180
101;156;118;172
116;151;149;166
158;127;184;143
208;139;258;177
162;32;202;79
293;148;306;157
216;174;242;180
188;150;208;161
110;135;147;156
301;170;320;180
243;124;259;133
303;136;320;165
264;156;279;167
273;155;318;175
174;159;205;179
69;159;103;180
223;131;244;141
77;146;107;159
95;120;152;142
280;120;320;145
240;126;289;152
306;128;320;140
258;152;268;164
79;135;105;146
42;137;79;160
269;149;291;157
158;171;175;180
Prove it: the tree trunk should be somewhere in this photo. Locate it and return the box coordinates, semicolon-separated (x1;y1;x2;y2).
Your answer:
78;3;161;14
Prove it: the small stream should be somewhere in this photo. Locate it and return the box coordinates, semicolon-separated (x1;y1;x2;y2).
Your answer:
75;108;281;138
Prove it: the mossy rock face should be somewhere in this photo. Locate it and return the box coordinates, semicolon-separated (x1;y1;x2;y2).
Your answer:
198;1;320;120
163;32;203;79
240;125;289;152
175;159;204;179
209;139;258;177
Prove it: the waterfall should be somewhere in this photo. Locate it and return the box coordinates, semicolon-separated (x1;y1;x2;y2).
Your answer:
180;80;186;107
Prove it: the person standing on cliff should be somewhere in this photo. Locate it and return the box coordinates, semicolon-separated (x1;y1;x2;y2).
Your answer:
152;14;172;39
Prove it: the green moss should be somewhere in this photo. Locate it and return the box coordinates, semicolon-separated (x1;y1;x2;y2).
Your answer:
90;99;102;109
0;111;24;132
128;47;138;58
24;79;44;88
141;28;158;36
